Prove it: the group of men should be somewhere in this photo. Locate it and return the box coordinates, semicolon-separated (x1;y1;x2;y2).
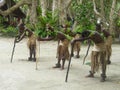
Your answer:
15;20;113;82
51;24;81;70
51;22;112;82
71;23;112;82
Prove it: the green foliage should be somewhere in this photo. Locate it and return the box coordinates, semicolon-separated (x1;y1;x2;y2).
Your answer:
36;5;42;16
0;26;17;37
0;16;4;23
74;23;95;33
71;1;95;32
117;19;120;27
26;7;59;38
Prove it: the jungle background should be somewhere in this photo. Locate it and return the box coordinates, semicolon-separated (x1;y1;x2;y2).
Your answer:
0;0;120;42
0;1;120;90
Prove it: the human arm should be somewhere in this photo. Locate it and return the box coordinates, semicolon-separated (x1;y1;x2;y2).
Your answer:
15;31;26;43
71;37;90;46
37;36;54;41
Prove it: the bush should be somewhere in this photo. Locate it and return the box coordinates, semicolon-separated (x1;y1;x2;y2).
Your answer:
0;26;18;37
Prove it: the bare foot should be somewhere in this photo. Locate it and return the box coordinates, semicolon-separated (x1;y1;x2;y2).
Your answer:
75;55;80;58
85;74;94;78
52;65;61;68
61;67;64;70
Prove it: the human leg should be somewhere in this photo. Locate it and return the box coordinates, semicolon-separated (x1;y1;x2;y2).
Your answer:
100;52;107;82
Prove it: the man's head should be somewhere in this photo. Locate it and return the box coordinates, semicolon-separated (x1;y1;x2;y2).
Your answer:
102;29;110;37
57;32;66;40
96;23;102;33
18;23;25;37
81;30;91;38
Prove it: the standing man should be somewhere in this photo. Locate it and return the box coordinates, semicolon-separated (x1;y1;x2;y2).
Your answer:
72;30;107;82
53;24;72;70
53;31;70;70
96;23;113;64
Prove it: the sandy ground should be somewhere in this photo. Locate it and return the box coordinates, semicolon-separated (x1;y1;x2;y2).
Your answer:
0;37;120;90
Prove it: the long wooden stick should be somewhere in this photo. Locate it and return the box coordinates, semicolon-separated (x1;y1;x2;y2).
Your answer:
65;43;74;82
10;37;16;63
36;41;40;70
83;40;91;64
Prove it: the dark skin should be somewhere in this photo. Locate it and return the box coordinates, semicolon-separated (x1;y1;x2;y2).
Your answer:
102;29;112;64
53;32;68;69
15;24;37;61
95;23;102;32
61;24;80;58
71;34;81;58
26;29;37;61
96;23;112;64
60;24;75;37
38;24;68;69
96;23;111;38
102;29;111;38
72;30;106;82
53;24;76;69
16;23;56;62
73;31;104;44
15;23;26;42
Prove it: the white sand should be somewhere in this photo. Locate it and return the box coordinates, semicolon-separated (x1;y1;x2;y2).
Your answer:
0;37;120;90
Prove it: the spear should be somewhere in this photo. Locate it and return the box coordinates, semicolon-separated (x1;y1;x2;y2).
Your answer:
65;41;74;82
10;37;17;63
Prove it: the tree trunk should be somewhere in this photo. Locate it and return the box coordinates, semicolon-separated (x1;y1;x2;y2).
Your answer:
109;0;116;34
93;0;108;27
29;0;37;24
93;0;117;35
40;0;47;16
58;0;72;25
100;0;105;26
52;0;58;18
93;0;102;18
6;0;13;23
0;0;6;7
77;0;82;5
47;0;52;10
0;0;31;16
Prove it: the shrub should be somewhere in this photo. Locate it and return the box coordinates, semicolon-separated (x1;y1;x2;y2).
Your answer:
0;26;18;37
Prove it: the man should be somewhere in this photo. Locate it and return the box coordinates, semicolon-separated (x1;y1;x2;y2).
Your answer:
15;22;37;62
72;30;107;82
71;33;81;58
53;31;70;70
102;29;112;64
61;24;81;58
96;23;113;64
53;24;73;70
